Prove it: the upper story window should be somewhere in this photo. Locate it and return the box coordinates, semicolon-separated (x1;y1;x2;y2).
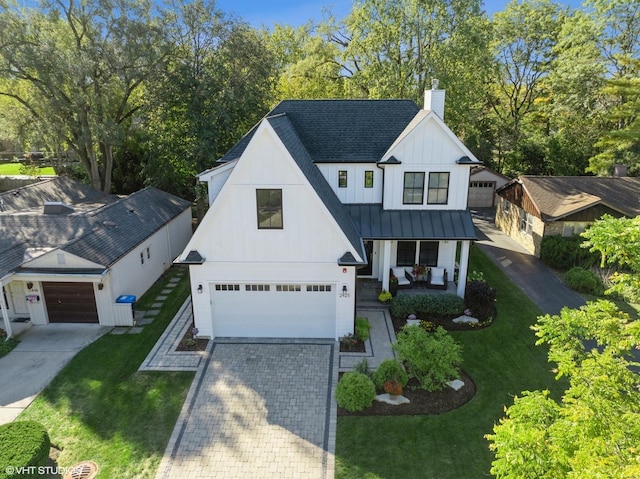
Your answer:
403;172;425;204
364;170;374;188
427;172;450;204
256;189;283;229
338;170;348;188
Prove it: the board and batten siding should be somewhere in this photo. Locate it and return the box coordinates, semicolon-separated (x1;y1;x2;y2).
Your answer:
316;164;382;204
381;117;472;210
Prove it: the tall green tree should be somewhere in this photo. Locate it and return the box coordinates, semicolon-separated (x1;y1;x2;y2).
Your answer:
142;0;275;198
488;0;566;175
0;0;167;192
487;300;640;478
326;0;491;136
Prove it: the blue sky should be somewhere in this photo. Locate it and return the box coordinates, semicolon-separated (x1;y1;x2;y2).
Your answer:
214;0;585;28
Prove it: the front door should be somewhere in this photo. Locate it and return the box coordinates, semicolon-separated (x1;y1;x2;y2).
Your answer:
358;241;374;276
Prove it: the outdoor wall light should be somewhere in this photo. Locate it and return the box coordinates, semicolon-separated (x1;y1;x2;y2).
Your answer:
98;283;104;290
26;282;33;290
197;284;203;294
340;284;349;297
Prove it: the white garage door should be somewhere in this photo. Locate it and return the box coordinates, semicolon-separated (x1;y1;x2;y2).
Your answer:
468;181;496;207
210;283;336;338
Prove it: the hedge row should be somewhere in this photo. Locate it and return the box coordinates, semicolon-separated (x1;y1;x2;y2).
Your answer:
390;293;465;319
0;421;50;479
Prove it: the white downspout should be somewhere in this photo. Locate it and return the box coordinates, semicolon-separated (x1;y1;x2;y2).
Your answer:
1;280;13;339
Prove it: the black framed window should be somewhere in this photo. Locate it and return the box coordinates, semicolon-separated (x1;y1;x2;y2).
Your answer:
396;241;416;266
403;172;424;204
427;172;449;204
419;241;439;266
256;189;283;229
364;170;374;188
338;170;348;188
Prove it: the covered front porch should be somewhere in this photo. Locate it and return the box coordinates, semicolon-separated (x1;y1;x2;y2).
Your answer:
356;278;459;307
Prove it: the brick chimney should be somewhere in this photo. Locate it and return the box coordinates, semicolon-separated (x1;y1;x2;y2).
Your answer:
424;79;446;119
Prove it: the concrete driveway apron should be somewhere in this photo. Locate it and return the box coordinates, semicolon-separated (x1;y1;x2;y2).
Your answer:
156;340;336;479
0;324;110;424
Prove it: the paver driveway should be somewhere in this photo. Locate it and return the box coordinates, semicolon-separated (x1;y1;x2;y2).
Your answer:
156;341;336;479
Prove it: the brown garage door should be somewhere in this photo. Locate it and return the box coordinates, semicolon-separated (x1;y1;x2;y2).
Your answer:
42;282;99;323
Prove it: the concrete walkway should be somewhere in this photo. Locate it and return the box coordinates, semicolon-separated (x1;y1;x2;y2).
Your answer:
0;324;110;424
339;309;397;372
472;210;586;315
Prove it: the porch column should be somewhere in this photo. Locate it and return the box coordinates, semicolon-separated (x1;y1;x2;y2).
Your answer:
456;240;471;297
381;240;392;290
1;284;12;339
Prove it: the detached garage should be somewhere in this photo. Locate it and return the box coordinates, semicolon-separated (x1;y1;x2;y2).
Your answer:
210;283;336;338
467;166;511;208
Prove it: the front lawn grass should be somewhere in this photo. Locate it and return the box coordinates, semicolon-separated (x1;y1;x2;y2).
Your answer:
19;267;194;479
0;163;56;175
336;245;566;478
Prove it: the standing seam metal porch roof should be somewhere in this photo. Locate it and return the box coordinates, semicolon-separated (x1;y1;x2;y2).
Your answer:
345;204;477;240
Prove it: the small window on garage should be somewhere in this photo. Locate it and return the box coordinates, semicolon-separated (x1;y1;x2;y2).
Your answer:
364;171;374;188
338;170;348;188
306;285;332;292
276;284;301;292
215;284;240;291
140;252;144;264
146;247;151;259
245;284;271;292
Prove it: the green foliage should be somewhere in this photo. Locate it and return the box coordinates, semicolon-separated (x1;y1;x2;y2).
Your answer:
564;266;604;295
582;215;640;302
540;235;600;271
373;359;408;390
352;358;374;380
393;325;463;391
335;372;376;412
339;333;358;351
355;317;371;342
0;337;19;358
488;300;640;478
389;293;465;320
377;290;392;303
0;421;50;479
17;160;39;177
464;280;497;321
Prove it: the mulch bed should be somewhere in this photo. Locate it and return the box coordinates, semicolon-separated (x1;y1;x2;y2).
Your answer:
390;309;496;333
338;371;476;416
339;339;366;353
175;327;209;352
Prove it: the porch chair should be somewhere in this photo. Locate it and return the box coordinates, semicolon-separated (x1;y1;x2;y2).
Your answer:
426;267;448;290
390;267;414;289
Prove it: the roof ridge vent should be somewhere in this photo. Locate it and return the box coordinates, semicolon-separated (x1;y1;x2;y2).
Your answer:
43;201;74;215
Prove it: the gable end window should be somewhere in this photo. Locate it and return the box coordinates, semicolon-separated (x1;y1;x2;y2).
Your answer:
403;172;425;204
338;170;348;188
427;172;449;204
519;209;534;236
256;189;283;229
364;170;374;188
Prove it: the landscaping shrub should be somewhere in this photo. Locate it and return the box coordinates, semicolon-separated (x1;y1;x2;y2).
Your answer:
373;359;408;390
564;266;604;295
540;235;600;271
0;338;19;358
335;372;376;412
389;294;465;319
464;280;497;321
0;421;50;479
393;325;463;391
355;317;371;342
353;358;374;380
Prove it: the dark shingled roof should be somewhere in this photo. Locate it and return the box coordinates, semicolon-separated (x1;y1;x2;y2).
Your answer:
345;204;477;240
220;99;421;164
0;178;191;278
498;176;640;221
267;114;366;262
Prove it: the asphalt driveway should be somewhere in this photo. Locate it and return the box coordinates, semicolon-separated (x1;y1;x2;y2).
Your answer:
472;209;585;315
0;324;110;424
155;341;336;479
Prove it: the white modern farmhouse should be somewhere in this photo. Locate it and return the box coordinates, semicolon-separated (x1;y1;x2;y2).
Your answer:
178;85;481;339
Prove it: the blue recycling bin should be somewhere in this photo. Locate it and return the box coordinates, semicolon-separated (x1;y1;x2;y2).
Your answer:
116;295;136;318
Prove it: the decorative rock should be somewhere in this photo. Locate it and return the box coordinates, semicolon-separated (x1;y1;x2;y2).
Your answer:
406;319;421;327
375;393;410;405
447;379;465;391
452;315;479;324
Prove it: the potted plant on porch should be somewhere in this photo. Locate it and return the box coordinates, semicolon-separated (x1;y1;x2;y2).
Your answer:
389;274;398;297
413;264;427;281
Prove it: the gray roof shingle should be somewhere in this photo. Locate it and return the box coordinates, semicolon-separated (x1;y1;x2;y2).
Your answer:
0;178;191;277
220;99;421;164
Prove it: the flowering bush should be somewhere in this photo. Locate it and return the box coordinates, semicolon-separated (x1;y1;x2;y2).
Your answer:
378;290;393;303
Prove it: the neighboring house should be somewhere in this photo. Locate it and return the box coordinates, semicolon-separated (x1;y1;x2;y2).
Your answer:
495;175;640;257
467;166;510;208
177;87;481;340
0;177;192;337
